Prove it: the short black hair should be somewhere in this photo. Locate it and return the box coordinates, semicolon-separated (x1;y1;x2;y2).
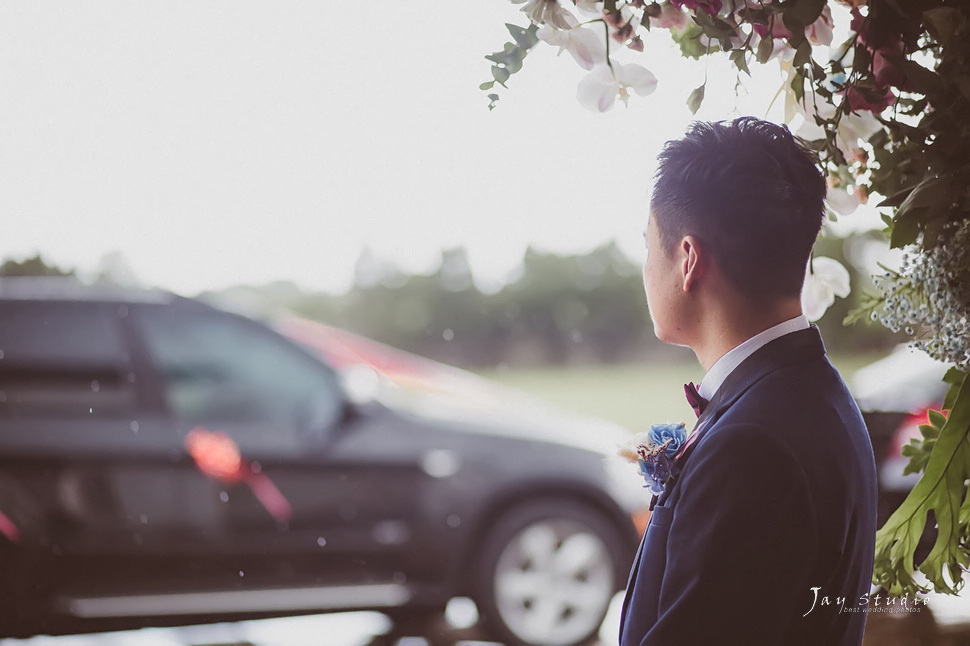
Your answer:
650;117;826;301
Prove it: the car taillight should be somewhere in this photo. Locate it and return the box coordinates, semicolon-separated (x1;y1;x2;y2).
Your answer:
886;410;930;462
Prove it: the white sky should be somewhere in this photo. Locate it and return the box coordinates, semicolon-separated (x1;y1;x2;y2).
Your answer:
0;1;878;296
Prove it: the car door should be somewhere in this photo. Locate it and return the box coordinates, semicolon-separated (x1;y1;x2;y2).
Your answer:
127;300;427;611
0;298;184;620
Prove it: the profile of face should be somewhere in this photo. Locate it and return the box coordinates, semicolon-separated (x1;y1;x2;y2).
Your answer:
642;213;686;345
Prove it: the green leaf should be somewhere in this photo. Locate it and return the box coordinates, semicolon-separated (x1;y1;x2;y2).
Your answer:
492;66;510;87
506;23;539;50
890;175;953;248
874;372;970;595
730;48;750;76
479;81;494;91
890;210;921;249
944;370;967;410
686;84;706;115
672;22;707;60
923;7;963;47
790;71;805;103
878;186;915;209
929;410;947;430
793;40;812;69
782;0;825;29
756;34;774;64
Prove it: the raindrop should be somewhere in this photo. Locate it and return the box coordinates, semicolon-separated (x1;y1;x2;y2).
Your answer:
238;570;245;577
446;514;461;528
127;372;136;383
133;533;143;545
91;380;100;393
0;392;6;403
445;597;479;629
0;349;4;360
443;328;454;341
130;421;140;433
251;460;262;474
117;305;129;318
392;571;407;584
220;491;230;503
139;514;148;524
317;537;327;547
88;408;93;414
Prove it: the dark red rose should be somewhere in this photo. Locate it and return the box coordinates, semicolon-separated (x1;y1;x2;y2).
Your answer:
845;85;894;113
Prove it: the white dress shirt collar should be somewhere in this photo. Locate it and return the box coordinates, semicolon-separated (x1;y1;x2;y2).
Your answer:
697;315;810;401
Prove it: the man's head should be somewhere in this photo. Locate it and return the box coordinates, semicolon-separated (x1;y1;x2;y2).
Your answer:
649;117;826;302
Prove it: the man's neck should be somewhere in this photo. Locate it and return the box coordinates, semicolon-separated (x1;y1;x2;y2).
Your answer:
693;298;804;371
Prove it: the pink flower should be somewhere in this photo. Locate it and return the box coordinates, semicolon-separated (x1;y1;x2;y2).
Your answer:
650;2;689;31
844;85;894;113
753;17;793;40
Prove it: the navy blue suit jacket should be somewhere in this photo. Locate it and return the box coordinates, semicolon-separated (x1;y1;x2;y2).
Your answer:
620;327;877;646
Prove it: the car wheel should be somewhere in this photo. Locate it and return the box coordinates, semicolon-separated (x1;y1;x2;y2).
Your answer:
475;499;625;646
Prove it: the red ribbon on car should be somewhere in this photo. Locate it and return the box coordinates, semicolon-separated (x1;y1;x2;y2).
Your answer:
0;510;20;543
184;427;292;523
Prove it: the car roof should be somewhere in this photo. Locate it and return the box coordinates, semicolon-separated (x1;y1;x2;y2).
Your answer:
0;276;177;304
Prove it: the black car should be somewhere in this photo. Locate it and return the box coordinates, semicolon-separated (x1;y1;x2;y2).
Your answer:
0;278;651;646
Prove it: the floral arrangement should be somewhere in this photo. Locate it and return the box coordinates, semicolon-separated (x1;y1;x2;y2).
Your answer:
618;422;689;496
482;0;970;597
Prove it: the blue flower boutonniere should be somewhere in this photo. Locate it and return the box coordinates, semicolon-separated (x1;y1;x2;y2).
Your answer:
617;422;688;496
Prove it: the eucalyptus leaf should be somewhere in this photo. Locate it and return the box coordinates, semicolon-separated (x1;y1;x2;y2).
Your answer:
686;84;706;114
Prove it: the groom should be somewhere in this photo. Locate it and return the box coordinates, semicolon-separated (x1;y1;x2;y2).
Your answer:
620;118;877;645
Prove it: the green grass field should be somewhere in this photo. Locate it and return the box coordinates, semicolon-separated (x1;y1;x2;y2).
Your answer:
478;353;882;434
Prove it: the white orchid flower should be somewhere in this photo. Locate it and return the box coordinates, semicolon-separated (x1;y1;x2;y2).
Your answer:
577;62;658;112
538;24;606;70
826;184;861;216
511;0;575;30
801;256;851;322
796;101;881;161
806;6;834;46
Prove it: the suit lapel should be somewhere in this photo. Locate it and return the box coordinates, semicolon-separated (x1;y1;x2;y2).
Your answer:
655;326;825;508
618;327;827;643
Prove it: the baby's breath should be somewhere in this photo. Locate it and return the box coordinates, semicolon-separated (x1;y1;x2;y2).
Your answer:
874;220;970;371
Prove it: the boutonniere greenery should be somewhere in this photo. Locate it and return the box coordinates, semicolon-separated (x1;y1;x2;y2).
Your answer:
618;423;688;496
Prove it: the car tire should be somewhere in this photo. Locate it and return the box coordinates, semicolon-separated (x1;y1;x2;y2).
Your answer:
475;498;626;646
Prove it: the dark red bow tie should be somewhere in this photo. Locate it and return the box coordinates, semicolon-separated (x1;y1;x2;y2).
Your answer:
684;382;709;418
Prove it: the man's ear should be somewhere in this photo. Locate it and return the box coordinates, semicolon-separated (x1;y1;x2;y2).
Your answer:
681;235;705;292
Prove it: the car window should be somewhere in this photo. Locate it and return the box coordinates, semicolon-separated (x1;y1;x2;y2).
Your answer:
0;300;137;417
133;304;342;432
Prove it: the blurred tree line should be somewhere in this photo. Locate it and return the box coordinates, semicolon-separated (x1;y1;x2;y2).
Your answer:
2;242;903;369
